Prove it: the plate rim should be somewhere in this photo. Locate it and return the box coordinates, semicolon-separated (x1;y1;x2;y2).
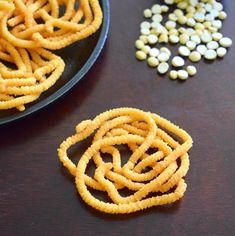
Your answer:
0;0;110;126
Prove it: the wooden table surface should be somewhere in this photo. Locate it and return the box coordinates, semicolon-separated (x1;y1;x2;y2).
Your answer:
1;1;235;235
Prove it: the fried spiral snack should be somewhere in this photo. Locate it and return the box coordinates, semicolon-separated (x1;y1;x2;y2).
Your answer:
58;108;193;214
0;0;103;111
1;0;103;49
0;38;65;111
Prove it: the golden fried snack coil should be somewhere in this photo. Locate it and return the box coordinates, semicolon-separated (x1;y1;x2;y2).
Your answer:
58;108;193;214
1;0;103;49
0;39;65;110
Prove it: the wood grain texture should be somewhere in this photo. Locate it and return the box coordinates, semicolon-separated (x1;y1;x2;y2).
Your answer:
0;0;235;235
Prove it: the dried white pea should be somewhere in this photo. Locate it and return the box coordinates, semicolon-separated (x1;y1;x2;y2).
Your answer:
187;65;197;76
151;4;162;14
211;9;219;17
218;11;227;20
136;51;147;60
152;14;163;23
201;31;212;43
189;51;201;62
213;2;223;11
212;20;222;29
196;44;207;55
165;20;176;30
140;21;151;29
204;49;217;60
219;37;232;48
169;35;179;44
212;32;223;41
191;35;201;44
147;34;158;44
161;5;169;13
157;62;169;74
147;57;159;67
178;70;189;80
164;0;174;5
143;9;152;18
178;46;191;57
169;70;178;80
194;12;205;22
186;41;197;50
160;47;171;55
217;47;227;58
168;13;178;21
141;28;150;35
187;18;196;27
180;34;190;44
171;56;185;67
205;14;214;22
142;45;151;54
135;40;145;49
158;52;170;62
149;48;160;57
207;41;219;50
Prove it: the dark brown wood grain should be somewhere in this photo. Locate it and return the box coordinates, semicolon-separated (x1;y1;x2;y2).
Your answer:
0;1;235;235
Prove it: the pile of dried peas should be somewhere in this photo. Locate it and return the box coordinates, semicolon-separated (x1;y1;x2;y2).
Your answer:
135;0;232;81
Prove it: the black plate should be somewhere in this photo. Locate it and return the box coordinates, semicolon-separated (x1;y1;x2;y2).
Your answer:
0;0;110;125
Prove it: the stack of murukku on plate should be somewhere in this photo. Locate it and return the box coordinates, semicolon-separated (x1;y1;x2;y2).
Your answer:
58;107;193;214
0;0;103;111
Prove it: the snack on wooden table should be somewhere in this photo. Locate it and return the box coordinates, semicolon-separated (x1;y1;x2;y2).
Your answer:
58;107;193;214
0;0;103;111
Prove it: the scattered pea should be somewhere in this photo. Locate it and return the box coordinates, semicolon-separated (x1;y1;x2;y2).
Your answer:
217;47;227;58
151;4;162;14
169;70;178;80
143;9;152;18
147;34;158;44
187;65;197;76
207;41;219;50
142;45;151;54
159;34;169;43
152;14;163;23
191;35;201;44
169;35;179;44
171;56;185;67
135;0;232;82
179;34;190;44
136;51;147;61
149;48;160;57
178;70;189;80
196;44;207;55
140;28;150;35
178;46;191;57
204;49;217;60
212;32;223;41
140;21;151;29
219;37;232;48
147;57;159;67
158;52;170;62
160;47;171;55
186;41;197;50
165;20;176;30
157;62;169;74
189;51;201;62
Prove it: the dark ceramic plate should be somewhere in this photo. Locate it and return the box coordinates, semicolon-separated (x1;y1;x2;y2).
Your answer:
0;0;110;125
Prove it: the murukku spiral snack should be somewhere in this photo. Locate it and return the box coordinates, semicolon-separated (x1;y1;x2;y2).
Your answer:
0;38;65;111
0;0;103;111
58;107;193;214
1;0;103;49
